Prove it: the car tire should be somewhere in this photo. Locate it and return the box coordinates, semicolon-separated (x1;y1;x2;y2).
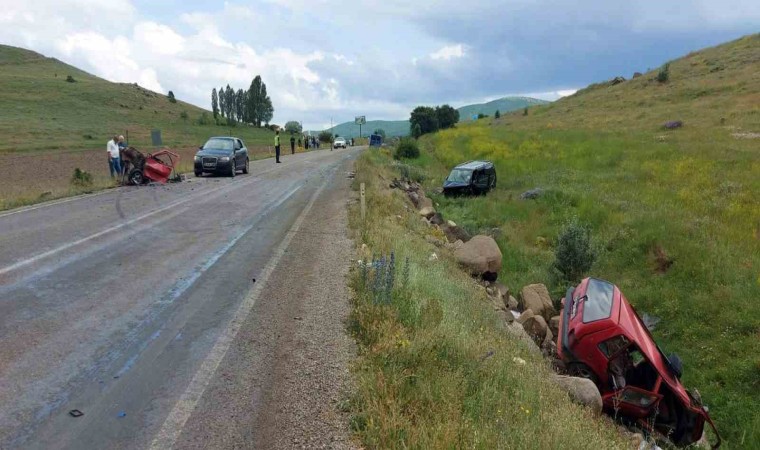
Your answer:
194;171;202;177
566;362;599;386
229;160;236;177
242;158;249;174
128;169;144;185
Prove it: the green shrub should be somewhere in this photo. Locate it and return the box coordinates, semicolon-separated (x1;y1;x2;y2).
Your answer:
553;217;596;283
196;112;213;125
394;138;420;160
318;130;333;143
411;123;422;139
66;75;76;83
656;63;670;83
70;168;93;188
179;111;188;121
168;90;177;103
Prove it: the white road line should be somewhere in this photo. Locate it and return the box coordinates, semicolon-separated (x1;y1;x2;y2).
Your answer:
149;165;336;450
0;190;112;218
0;176;258;277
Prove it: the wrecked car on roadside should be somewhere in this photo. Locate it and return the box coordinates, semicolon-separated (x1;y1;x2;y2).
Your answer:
442;160;496;196
557;277;721;448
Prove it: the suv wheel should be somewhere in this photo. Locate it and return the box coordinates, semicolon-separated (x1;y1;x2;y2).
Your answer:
229;160;236;177
194;171;202;177
242;158;249;174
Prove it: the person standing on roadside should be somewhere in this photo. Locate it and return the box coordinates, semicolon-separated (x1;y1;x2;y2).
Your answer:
107;135;121;178
274;130;281;163
290;134;296;154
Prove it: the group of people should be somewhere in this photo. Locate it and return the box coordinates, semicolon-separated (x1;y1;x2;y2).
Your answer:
106;135;127;177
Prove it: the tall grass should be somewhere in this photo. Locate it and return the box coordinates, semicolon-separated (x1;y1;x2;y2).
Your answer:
346;150;627;449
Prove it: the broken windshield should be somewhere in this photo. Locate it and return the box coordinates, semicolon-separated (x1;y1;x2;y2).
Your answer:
447;169;472;183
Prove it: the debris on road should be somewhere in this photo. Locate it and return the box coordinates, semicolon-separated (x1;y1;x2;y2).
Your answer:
68;410;84;417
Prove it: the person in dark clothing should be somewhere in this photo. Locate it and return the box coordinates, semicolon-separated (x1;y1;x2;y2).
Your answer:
290;134;296;154
274;130;281;163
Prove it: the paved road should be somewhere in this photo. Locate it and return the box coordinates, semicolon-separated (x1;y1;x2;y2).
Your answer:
0;147;361;449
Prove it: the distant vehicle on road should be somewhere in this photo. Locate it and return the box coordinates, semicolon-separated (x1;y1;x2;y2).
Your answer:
194;137;249;177
369;134;383;147
333;137;347;149
442;160;496;196
558;278;721;448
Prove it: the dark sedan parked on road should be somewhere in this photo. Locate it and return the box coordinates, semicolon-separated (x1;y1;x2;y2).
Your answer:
194;137;249;177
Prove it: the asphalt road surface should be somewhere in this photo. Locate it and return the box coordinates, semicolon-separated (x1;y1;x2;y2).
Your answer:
0;147;361;449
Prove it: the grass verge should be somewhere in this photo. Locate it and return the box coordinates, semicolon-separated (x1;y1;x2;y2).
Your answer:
345;149;628;449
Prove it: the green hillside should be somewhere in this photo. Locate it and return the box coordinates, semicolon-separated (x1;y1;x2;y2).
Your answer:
320;119;411;139
0;45;273;153
457;96;548;121
316;96;550;138
402;33;759;447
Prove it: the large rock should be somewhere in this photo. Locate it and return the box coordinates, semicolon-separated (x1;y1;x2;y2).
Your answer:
419;206;436;219
664;120;683;129
516;308;534;325
522;315;548;344
454;235;502;278
549;315;561;337
610;76;626;85
429;212;445;226
492;282;510;302
520;284;556;320
507;295;519;310
552;375;602;415
520;188;543;200
506;322;541;355
443;224;471;243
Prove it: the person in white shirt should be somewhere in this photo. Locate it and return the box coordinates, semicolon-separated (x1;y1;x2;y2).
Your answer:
107;135;122;178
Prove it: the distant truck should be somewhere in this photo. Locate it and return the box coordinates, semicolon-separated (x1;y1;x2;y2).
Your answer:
369;134;383;147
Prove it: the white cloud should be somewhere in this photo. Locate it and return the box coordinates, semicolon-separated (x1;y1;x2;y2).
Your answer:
430;44;465;60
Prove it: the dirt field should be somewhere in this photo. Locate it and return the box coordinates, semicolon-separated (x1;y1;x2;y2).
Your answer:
0;146;274;209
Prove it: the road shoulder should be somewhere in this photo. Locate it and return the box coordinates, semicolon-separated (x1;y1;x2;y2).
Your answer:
173;157;357;449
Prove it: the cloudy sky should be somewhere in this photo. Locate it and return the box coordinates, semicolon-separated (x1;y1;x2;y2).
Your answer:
1;0;757;129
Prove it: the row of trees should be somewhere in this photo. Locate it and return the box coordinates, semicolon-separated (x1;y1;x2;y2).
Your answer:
409;104;459;138
211;76;274;127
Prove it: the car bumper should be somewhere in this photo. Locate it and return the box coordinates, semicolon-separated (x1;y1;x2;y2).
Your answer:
194;160;234;173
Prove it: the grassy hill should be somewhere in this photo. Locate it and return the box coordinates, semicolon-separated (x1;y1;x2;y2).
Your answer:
0;45;273;154
457;96;548;121
395;34;758;447
315;97;550;138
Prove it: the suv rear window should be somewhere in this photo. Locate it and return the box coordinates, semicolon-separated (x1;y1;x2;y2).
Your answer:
582;278;614;323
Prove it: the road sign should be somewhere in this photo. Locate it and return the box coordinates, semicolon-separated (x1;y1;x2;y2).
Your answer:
355;116;366;125
151;129;162;146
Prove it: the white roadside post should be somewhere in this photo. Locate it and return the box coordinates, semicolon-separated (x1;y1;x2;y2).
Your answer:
360;182;366;221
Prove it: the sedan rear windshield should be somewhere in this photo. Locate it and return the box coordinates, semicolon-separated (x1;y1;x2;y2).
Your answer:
447;169;472;183
583;278;615;323
203;138;234;150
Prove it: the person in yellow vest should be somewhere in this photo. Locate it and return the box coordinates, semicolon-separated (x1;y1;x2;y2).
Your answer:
274;130;281;163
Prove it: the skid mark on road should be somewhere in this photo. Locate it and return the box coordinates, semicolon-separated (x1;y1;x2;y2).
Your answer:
149;165;338;450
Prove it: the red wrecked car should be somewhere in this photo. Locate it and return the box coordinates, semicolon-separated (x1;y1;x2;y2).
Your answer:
557;277;720;448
